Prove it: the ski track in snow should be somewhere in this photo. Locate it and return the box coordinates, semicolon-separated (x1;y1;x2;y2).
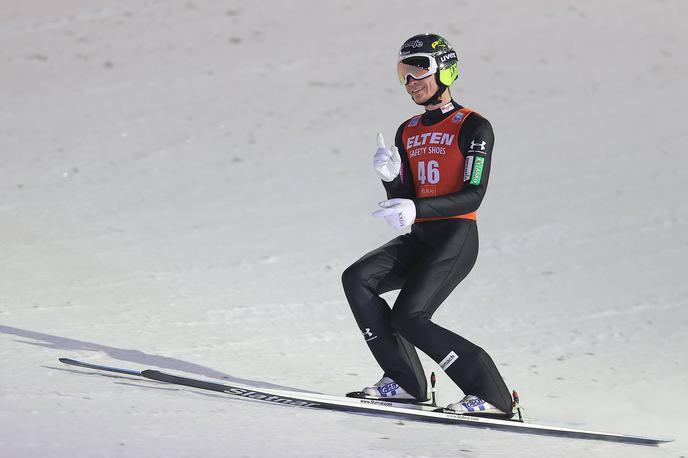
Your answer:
1;0;687;457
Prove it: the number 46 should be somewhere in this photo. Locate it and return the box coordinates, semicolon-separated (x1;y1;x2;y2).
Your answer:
417;160;440;185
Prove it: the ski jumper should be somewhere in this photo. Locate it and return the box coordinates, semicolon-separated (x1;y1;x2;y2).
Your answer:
342;100;512;413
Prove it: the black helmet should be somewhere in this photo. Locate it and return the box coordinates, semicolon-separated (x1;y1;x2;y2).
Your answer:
397;34;459;105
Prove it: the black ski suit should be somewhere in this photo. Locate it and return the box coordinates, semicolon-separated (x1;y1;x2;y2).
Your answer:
341;100;513;413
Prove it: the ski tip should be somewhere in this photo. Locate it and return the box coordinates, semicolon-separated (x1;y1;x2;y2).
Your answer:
653;437;675;444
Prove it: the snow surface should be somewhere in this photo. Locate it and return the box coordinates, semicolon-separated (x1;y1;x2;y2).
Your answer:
1;0;687;456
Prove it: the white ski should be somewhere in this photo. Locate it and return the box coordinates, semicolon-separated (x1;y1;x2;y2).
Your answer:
58;358;671;446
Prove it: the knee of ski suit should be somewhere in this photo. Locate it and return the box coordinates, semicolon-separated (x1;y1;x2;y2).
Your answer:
341;262;376;316
341;263;363;296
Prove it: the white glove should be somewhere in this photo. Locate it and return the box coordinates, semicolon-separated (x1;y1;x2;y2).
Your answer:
372;198;416;229
373;133;401;182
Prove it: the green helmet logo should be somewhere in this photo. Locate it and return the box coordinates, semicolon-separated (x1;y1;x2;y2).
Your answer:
431;39;448;50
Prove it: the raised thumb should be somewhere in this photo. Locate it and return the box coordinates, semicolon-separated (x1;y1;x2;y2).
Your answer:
376;132;385;149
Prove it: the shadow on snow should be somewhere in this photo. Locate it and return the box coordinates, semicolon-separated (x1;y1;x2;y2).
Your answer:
0;324;302;391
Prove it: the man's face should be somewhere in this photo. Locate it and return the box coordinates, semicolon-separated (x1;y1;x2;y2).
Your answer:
405;74;437;105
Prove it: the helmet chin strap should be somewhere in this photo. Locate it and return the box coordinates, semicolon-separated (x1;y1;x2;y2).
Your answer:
419;74;448;107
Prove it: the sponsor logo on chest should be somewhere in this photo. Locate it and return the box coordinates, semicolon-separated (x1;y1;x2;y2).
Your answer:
406;132;455;149
451;112;465;124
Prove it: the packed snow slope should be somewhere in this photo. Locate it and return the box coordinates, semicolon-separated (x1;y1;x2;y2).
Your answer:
1;1;687;456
